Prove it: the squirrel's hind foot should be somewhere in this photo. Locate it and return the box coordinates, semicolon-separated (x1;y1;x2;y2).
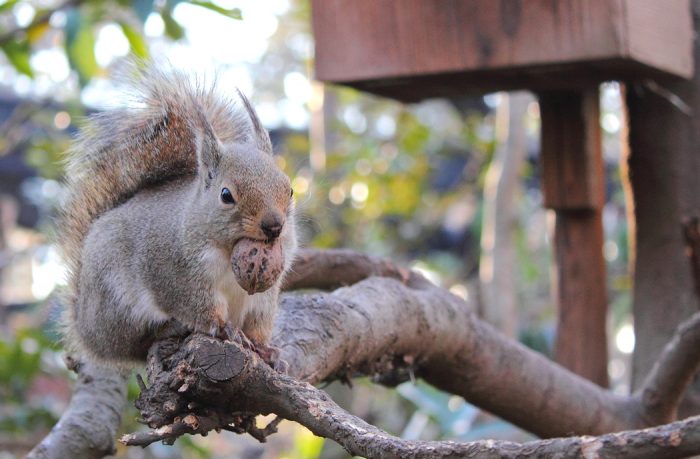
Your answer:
251;342;289;374
227;328;287;373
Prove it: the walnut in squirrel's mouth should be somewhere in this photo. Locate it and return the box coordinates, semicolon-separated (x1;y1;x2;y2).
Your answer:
231;238;285;295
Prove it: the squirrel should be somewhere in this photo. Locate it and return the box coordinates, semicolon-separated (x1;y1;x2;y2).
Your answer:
58;64;297;367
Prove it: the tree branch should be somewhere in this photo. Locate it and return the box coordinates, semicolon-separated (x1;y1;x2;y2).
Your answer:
275;276;633;437
27;359;129;459
123;332;700;458
282;248;428;291
31;249;700;457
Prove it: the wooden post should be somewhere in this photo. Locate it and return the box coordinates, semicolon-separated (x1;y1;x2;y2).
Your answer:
539;89;609;387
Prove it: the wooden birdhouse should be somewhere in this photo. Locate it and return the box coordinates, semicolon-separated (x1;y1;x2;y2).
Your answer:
312;0;692;100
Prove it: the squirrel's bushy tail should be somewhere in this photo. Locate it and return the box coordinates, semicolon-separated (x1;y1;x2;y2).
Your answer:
59;63;256;318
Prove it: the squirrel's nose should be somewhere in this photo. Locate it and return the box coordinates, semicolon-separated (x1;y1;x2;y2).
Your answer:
261;214;283;240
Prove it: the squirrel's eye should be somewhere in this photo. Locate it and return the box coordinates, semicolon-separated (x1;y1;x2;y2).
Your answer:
220;188;236;205
290;188;294;198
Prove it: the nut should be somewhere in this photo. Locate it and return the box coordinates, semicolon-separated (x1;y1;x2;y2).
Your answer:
231;238;285;295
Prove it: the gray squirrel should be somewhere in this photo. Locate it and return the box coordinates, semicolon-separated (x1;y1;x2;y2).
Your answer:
58;64;298;366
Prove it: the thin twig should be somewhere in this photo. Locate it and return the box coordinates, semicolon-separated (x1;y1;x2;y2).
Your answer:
637;312;700;424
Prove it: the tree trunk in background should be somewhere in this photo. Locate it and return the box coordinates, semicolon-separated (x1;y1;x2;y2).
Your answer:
625;2;700;392
0;200;5;319
309;81;328;172
0;196;17;321
479;91;532;338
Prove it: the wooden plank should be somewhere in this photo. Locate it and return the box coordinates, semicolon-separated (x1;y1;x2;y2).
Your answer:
335;60;681;102
538;87;609;386
313;0;621;81
624;0;693;78
311;0;692;101
539;89;604;210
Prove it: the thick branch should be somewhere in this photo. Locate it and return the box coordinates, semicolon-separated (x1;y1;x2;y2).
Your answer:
280;250;700;429
27;360;129;459
282;248;428;291
35;250;700;457
123;333;700;458
275;277;633;436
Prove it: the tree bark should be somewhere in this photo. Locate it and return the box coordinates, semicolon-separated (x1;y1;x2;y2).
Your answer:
625;1;700;390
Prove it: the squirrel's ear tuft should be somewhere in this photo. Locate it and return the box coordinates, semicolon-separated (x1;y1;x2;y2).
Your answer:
193;110;222;186
237;89;273;155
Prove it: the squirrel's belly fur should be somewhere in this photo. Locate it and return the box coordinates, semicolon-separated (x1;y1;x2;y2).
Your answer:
199;244;255;325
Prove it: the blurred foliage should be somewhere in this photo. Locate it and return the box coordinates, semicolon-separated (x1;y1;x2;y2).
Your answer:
283;89;495;279
0;327;65;434
397;381;479;438
285;427;324;459
0;0;241;82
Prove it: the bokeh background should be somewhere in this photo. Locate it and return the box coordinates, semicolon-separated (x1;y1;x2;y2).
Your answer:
0;1;633;457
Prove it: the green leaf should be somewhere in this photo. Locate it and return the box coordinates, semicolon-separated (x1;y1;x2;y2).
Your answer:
64;10;99;84
0;41;33;76
0;0;18;13
188;1;241;19
119;22;148;58
161;9;184;40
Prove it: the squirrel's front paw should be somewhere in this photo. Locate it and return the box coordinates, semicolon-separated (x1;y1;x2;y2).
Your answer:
195;314;233;341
